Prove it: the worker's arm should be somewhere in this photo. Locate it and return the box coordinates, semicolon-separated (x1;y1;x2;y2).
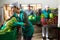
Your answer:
13;22;27;27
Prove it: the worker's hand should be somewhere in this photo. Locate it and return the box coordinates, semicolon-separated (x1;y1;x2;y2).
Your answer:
24;23;27;26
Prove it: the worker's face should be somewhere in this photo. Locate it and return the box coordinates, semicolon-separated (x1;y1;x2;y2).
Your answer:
16;8;20;14
13;7;20;14
46;7;49;11
28;6;30;10
13;7;16;12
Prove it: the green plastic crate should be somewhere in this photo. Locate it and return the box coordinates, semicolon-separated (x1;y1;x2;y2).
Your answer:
0;28;17;40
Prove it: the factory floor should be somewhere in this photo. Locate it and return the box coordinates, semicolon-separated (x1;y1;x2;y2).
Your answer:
32;33;42;40
18;25;58;40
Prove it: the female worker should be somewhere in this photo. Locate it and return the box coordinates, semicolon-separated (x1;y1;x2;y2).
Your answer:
12;5;34;40
41;5;51;40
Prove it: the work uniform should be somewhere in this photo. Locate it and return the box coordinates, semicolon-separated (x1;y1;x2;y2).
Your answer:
36;9;42;25
42;9;51;19
13;10;34;40
25;9;36;24
12;10;24;40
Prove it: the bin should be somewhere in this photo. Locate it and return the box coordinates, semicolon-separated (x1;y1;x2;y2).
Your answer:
0;28;17;40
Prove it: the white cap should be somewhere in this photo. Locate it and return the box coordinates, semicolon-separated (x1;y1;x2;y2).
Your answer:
12;2;20;8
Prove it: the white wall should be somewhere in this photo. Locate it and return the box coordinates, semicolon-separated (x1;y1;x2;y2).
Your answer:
58;5;60;27
0;0;58;15
0;0;58;8
58;0;60;27
0;0;58;22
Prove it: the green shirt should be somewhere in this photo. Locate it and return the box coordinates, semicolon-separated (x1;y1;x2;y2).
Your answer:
13;11;34;37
